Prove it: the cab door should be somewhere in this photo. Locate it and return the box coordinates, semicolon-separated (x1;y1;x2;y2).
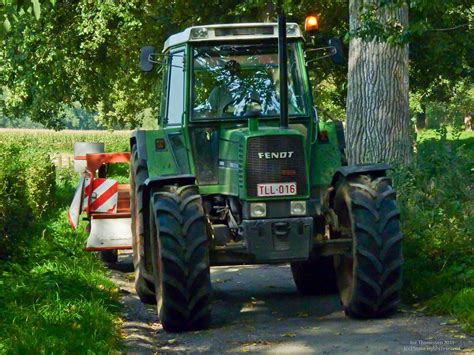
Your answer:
162;47;190;174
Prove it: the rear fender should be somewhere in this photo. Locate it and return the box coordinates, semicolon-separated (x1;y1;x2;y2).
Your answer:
327;163;391;208
130;130;148;161
144;174;197;204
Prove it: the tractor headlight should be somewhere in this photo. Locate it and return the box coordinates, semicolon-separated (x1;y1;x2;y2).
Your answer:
250;203;267;218
290;201;307;216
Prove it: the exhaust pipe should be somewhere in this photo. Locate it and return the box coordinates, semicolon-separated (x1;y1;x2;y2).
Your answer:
278;14;289;129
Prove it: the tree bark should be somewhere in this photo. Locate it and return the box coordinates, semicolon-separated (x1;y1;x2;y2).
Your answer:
465;114;472;131
346;0;413;165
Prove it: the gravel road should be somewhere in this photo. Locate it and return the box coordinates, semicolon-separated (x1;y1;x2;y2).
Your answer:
109;253;473;354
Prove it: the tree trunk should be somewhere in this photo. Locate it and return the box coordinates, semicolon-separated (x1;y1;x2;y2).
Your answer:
464;114;472;131
346;0;413;165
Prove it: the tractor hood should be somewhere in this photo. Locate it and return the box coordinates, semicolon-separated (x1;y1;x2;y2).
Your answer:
217;124;310;201
221;124;305;141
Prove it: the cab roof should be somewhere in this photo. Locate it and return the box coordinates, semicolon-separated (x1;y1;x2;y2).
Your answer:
163;22;303;52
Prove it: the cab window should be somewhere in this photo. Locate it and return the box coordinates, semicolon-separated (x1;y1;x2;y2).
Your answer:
192;43;308;120
166;50;185;126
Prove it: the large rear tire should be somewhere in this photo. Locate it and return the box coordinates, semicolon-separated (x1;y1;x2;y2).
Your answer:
333;174;403;318
130;145;156;304
291;255;338;295
150;185;211;332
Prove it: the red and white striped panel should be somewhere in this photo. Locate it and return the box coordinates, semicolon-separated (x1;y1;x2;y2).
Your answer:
83;178;91;211
83;178;118;213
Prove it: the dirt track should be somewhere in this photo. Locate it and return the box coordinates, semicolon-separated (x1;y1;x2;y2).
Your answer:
109;253;473;354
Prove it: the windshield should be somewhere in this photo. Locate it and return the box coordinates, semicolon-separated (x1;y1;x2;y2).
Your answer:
192;43;308;120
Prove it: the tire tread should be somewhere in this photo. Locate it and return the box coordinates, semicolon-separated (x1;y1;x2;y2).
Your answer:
130;146;156;304
151;185;211;332
336;174;403;318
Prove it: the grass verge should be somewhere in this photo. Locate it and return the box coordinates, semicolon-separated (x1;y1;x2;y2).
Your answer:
0;171;122;353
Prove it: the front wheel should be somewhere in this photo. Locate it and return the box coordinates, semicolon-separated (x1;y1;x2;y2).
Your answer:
333;174;403;318
150;185;211;332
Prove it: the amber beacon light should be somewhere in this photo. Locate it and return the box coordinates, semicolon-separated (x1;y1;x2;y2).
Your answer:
305;15;319;32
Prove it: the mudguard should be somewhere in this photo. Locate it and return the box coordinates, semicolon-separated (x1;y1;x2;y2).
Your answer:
130;130;148;161
330;163;391;186
144;175;196;202
327;163;391;210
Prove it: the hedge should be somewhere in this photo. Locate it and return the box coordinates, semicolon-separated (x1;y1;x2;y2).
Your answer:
0;141;55;259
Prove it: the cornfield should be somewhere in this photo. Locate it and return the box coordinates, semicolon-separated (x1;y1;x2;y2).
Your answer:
0;129;130;154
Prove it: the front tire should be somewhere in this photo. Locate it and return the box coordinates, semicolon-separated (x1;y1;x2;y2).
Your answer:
333;174;403;318
150;185;211;332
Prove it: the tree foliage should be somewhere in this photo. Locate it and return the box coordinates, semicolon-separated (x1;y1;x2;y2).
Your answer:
2;1;160;128
0;0;471;128
0;0;349;128
409;0;473;112
348;0;473;120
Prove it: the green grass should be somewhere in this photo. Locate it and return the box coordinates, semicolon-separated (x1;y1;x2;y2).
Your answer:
0;170;122;353
417;127;474;141
398;127;474;333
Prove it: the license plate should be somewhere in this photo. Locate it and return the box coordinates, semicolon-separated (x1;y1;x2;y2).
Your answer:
257;182;297;197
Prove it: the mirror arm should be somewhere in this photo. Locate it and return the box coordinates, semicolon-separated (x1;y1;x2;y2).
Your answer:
305;46;337;64
305;46;336;53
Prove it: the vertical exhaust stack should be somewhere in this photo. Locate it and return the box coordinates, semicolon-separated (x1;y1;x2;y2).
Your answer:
278;14;289;129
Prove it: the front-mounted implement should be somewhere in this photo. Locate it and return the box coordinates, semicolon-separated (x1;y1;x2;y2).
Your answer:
69;14;403;332
69;142;132;263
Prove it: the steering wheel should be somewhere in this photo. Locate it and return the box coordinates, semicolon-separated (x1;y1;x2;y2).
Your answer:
222;98;262;116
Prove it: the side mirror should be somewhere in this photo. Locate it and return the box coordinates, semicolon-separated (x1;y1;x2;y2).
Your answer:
328;37;345;65
140;46;156;72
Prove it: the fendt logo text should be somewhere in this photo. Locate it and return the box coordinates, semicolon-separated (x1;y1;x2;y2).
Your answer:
258;151;294;159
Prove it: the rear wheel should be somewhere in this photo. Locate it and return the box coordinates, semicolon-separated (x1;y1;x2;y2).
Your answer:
130;145;156;304
291;255;338;295
333;174;403;318
150;185;211;332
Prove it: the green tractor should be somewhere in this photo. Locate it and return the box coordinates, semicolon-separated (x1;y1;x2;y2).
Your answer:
131;16;403;332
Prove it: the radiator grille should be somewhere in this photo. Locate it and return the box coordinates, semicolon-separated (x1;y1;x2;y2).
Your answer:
246;135;307;197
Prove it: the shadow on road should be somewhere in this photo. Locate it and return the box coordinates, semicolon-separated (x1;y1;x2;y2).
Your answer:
209;264;342;328
112;254;341;330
